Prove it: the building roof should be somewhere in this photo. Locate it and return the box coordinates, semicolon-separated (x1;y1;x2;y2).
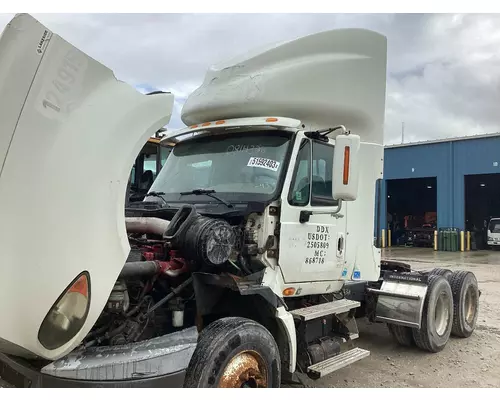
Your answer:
385;132;500;149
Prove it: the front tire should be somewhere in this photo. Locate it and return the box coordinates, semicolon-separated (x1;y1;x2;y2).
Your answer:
412;275;453;353
184;317;281;388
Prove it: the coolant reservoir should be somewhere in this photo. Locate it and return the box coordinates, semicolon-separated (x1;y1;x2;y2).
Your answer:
182;28;387;145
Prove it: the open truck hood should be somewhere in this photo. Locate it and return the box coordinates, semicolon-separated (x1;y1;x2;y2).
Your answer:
0;14;174;360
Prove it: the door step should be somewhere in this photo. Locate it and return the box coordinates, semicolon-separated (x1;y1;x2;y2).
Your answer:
290;299;360;321
307;347;370;379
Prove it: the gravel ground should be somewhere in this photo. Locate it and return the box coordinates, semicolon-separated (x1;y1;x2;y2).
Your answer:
2;247;499;388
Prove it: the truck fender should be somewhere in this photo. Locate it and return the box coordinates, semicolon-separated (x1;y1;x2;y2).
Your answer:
191;272;297;373
275;306;297;374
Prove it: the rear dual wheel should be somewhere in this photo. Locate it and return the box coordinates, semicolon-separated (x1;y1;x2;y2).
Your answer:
387;323;414;347
429;268;453;280
388;275;453;352
429;268;480;338
412;275;453;353
449;271;479;338
389;271;479;352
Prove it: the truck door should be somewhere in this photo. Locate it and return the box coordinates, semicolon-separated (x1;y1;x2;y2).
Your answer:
278;134;348;283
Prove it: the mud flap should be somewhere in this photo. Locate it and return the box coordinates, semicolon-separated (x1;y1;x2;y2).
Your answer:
368;272;428;329
0;14;174;360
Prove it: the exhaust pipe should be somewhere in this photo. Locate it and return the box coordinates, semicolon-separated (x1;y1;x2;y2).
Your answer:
125;217;170;236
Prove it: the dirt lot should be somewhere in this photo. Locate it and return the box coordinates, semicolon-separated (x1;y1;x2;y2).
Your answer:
2;247;499;388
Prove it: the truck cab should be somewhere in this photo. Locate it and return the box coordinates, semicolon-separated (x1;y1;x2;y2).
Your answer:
150;116;382;289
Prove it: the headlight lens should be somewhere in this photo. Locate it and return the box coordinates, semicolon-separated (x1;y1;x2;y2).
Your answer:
38;272;90;350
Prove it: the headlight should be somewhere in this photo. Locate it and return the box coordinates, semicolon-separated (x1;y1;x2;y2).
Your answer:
488;237;493;241
38;272;90;350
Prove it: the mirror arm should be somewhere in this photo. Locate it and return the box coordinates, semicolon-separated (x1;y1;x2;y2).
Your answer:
305;125;348;140
299;200;343;223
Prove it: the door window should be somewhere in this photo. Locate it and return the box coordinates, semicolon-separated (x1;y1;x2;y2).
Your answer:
288;139;338;207
288;140;311;206
311;140;337;206
143;153;157;178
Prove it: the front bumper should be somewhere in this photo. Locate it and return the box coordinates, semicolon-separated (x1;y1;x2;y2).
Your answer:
0;352;185;388
0;326;198;388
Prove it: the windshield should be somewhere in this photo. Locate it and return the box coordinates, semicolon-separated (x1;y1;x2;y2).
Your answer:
148;131;292;203
489;220;500;233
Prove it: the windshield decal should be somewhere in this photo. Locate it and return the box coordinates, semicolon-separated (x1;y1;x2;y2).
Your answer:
226;144;266;155
247;157;280;172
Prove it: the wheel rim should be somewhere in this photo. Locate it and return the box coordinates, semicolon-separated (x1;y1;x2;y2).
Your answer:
435;291;450;336
464;285;478;326
218;350;268;388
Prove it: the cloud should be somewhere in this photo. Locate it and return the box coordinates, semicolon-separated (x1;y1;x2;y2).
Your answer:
1;13;499;142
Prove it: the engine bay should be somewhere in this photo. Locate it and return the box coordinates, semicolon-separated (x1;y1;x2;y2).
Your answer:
78;204;268;350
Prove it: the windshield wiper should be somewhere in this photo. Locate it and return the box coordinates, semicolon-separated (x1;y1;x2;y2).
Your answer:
145;191;169;206
179;189;233;208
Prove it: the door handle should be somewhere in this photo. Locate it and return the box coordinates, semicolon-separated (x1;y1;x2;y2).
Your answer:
299;210;312;223
338;236;344;253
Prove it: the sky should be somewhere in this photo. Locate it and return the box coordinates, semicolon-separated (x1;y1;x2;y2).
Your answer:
1;13;499;145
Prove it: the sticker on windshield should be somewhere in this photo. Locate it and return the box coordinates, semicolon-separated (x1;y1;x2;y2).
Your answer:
247;157;280;172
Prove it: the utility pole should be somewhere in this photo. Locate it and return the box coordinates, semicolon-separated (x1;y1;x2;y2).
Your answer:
401;122;405;144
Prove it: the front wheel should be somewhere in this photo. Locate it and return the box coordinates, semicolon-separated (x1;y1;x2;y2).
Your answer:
184;317;281;388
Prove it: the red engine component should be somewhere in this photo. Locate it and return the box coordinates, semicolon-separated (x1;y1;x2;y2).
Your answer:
142;244;164;261
157;250;188;277
133;243;188;278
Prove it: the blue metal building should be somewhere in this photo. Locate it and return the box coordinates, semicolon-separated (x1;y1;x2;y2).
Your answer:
378;133;500;235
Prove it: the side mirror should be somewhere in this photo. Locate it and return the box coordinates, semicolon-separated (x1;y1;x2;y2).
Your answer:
332;134;361;201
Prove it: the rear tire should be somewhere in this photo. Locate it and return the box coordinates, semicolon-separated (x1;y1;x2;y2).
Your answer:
184;317;281;388
449;271;479;338
429;268;453;280
412;275;453;353
387;323;415;347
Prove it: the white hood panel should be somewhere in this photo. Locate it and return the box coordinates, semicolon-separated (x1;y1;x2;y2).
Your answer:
0;14;174;360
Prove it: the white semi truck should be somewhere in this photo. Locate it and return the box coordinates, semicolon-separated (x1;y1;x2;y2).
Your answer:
0;14;480;388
